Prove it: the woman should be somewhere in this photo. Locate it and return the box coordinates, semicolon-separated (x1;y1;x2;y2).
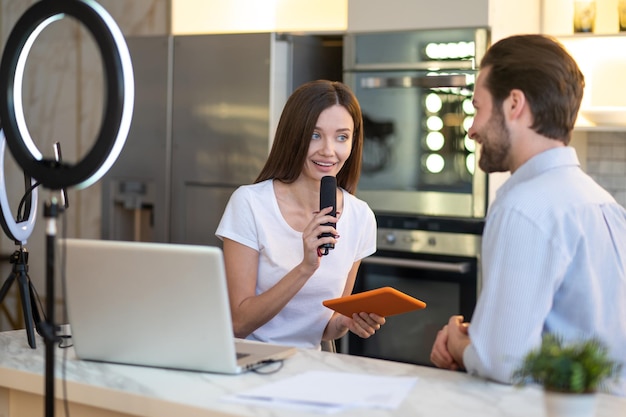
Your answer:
216;80;384;349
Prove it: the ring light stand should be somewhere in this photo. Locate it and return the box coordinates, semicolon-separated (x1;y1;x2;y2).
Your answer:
0;129;41;349
0;2;134;417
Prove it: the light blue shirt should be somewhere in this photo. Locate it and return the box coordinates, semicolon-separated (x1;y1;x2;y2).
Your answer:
463;147;626;396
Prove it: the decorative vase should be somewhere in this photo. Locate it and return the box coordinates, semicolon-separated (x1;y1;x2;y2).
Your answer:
620;0;626;31
544;391;597;417
573;0;596;33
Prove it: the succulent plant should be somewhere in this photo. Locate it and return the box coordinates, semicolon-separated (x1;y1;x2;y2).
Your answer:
512;334;622;393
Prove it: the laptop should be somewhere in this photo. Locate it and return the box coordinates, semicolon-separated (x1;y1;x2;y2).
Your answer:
60;238;297;374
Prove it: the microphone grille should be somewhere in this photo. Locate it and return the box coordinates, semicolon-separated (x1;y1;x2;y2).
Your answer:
320;176;337;216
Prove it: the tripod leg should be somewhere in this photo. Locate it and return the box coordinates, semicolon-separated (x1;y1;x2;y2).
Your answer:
17;273;36;349
29;279;44;336
0;273;16;303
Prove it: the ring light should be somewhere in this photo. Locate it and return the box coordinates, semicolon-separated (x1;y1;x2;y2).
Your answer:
0;129;38;244
0;0;134;190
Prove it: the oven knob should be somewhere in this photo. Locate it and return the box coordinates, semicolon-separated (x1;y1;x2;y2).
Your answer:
384;233;396;244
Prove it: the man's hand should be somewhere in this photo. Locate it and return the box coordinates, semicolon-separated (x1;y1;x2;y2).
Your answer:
430;315;470;370
446;315;470;368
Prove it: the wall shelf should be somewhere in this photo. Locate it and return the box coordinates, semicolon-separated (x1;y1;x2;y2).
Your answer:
543;0;625;36
574;124;626;132
555;32;626;39
554;35;626;132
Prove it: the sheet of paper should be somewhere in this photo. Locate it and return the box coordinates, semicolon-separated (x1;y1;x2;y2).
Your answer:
225;370;418;414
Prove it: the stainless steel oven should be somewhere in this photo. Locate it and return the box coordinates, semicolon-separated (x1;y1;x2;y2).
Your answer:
344;28;490;218
340;214;484;367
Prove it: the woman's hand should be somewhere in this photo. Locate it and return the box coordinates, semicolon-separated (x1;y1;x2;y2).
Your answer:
301;206;339;269
344;312;386;338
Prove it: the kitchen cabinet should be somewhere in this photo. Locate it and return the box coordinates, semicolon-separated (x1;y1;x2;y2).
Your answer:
557;34;626;131
347;0;489;32
171;0;347;34
347;0;540;41
542;0;626;131
570;34;626;131
542;0;623;35
100;33;343;246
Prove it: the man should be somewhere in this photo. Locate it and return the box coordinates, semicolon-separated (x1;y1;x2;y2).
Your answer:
430;34;626;396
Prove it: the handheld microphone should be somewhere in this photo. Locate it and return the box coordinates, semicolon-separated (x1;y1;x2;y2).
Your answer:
318;176;337;256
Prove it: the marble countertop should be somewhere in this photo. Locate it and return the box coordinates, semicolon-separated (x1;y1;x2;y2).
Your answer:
0;330;624;417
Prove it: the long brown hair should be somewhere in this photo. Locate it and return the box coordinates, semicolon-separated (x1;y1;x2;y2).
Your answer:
254;80;363;194
480;34;584;145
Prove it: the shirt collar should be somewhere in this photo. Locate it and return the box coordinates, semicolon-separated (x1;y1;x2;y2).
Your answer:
496;147;580;199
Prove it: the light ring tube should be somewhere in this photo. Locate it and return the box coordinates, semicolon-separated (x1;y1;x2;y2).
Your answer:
0;129;38;244
0;0;134;190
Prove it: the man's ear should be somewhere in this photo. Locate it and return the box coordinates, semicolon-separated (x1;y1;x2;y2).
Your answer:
504;89;526;121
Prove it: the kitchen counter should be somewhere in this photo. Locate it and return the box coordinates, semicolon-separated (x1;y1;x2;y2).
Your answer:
0;330;624;417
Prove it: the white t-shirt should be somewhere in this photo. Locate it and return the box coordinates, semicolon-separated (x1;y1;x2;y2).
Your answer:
216;179;377;349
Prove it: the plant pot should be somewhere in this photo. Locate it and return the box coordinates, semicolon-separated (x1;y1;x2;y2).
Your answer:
544;391;596;417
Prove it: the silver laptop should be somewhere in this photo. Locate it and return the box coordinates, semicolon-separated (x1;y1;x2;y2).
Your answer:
60;238;296;374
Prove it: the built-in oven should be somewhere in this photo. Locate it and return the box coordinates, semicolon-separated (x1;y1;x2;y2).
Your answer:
339;214;484;367
343;28;490;218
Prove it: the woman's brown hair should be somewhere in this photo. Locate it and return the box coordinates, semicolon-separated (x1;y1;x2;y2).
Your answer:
254;80;363;194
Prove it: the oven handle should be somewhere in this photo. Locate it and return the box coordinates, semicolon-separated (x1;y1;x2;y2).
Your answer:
362;256;471;273
347;61;475;72
360;74;470;89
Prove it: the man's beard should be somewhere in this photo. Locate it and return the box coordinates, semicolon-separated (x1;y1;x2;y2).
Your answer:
477;108;511;173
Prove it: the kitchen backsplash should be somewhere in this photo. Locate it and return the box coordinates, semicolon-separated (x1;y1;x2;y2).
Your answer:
586;131;626;208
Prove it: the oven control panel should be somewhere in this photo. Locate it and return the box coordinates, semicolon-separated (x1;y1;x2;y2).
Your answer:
377;228;481;257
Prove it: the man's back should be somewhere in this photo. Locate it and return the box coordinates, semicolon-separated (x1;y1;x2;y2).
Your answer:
465;147;626;396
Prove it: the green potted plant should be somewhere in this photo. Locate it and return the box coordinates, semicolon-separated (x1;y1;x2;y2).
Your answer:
513;334;622;417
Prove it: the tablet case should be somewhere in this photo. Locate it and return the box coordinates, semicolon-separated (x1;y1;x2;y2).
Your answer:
322;287;426;317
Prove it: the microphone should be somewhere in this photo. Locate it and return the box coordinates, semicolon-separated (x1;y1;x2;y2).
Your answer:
318;176;337;256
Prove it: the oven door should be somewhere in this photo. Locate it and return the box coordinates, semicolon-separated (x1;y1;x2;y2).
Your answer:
345;68;486;218
344;250;477;367
354;71;474;192
343;28;489;218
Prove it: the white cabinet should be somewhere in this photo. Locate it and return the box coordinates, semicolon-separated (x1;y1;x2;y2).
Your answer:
347;0;489;32
542;0;623;35
347;0;540;41
558;34;626;131
542;0;626;131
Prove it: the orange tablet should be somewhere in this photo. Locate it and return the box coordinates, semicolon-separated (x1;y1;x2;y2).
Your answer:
322;287;426;318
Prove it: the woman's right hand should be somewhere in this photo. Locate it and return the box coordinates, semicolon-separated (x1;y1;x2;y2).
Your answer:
301;206;338;269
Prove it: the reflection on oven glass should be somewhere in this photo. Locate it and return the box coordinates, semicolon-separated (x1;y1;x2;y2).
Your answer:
425;131;444;151
362;114;395;173
424;41;476;60
346;27;489;217
425;93;442;112
419;86;475;192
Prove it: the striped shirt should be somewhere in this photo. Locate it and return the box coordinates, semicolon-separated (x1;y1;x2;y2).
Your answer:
463;146;626;397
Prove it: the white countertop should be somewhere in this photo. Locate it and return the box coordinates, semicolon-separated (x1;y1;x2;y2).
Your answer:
0;330;624;417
